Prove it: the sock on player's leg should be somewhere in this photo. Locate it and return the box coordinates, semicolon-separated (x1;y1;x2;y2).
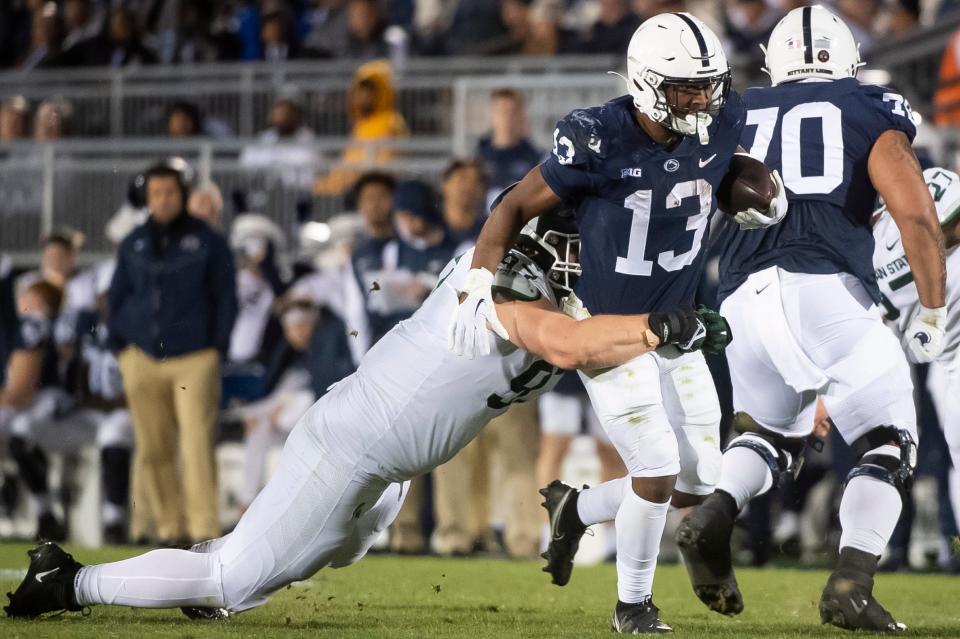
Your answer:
715;444;774;510
74;549;224;608
839;468;903;557
614;485;670;604
577;476;628;526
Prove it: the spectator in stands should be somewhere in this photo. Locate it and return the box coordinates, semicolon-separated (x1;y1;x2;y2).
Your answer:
722;0;782;59
228;214;288;365
240;94;319;190
108;162;237;545
443;0;509;55
475;88;542;211
440;158;486;250
354;170;397;242
166;101;203;138
301;0;349;58
884;0;920;39
291;212;369;363
84;6;158;67
576;0;640;54
352;178;453;347
157;1;241;64
33;98;70;142
3;279;66;540
188;180;225;230
314;60;408;195
0;95;30;141
341;0;390;59
20;2;69;70
260;7;305;62
61;0;103;61
834;0;878;52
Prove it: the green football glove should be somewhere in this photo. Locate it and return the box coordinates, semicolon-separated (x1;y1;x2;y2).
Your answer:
695;304;732;355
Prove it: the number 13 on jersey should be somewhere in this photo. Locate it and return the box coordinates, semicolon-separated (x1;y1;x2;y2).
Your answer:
615;179;712;276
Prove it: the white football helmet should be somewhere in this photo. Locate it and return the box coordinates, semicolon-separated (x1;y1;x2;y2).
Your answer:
625;12;731;144
923;167;960;226
762;5;865;86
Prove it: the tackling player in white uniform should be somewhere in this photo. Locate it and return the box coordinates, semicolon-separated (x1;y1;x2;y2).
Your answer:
5;210;730;621
873;166;960;541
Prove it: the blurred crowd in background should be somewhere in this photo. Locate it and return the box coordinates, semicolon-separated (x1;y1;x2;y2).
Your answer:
0;0;937;71
1;0;960;575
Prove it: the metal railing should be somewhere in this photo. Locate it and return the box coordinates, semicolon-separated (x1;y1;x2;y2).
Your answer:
0;137;452;262
0;55;621;139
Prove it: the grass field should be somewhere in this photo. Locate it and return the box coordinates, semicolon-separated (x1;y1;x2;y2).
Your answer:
1;542;958;638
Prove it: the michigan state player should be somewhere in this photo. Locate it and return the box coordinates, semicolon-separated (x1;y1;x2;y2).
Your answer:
448;12;787;633
5;210;730;620
873;167;960;552
676;6;947;632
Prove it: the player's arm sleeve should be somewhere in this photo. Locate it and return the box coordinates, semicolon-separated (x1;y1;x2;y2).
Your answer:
495;300;659;370
538;110;603;200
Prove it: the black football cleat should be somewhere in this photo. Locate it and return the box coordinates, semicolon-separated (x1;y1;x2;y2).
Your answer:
180;606;231;620
674;491;743;616
4;542;83;618
610;599;673;634
819;548;907;633
539;480;587;586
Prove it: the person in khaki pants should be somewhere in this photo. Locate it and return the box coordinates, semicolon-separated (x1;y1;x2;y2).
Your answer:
109;162;237;544
432;401;541;558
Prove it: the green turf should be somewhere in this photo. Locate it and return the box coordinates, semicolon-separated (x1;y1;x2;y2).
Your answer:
1;542;958;638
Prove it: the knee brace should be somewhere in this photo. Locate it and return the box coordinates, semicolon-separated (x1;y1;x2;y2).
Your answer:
724;412;808;490
845;426;917;499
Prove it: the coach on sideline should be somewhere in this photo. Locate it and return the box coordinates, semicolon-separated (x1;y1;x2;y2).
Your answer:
108;162;238;544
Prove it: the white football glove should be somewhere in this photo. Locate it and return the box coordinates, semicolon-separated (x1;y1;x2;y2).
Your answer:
905;305;947;363
448;267;510;358
734;169;788;230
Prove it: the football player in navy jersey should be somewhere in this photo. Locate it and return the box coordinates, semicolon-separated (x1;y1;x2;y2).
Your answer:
676;6;947;633
448;12;786;633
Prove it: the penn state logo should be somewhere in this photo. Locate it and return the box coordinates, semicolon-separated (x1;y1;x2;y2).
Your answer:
663;159;680;173
913;331;930;345
818;49;830;63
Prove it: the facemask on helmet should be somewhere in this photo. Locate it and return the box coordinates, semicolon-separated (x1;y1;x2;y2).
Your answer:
624;12;731;144
512;209;581;297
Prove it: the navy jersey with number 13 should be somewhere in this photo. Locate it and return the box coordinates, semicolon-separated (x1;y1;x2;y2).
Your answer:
540;93;745;315
718;78;917;303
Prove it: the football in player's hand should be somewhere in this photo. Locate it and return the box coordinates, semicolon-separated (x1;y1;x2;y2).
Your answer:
716;154;777;215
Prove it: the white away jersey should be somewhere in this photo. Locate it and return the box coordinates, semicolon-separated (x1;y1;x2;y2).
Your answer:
303;248;564;482
873;213;960;368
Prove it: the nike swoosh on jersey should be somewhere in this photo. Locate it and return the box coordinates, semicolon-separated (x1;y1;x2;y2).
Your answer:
699;154;717;168
755;283;771;295
35;567;60;583
886;238;901;250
